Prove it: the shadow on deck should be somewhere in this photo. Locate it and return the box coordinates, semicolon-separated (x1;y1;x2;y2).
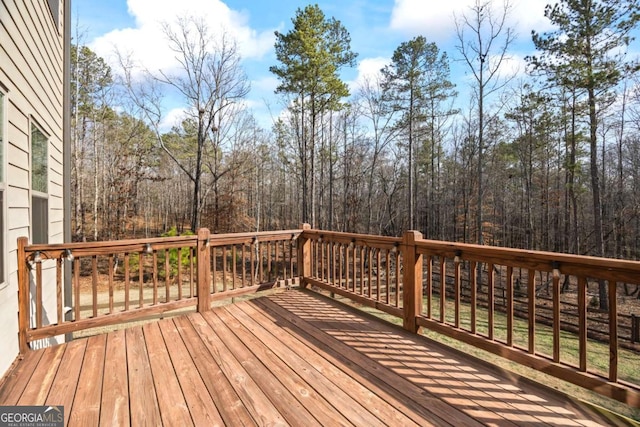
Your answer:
0;289;628;426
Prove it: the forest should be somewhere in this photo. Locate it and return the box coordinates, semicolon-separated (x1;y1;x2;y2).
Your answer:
71;0;640;263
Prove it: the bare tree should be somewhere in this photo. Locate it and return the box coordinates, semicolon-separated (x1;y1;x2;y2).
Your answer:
455;0;516;244
120;16;249;231
355;75;400;233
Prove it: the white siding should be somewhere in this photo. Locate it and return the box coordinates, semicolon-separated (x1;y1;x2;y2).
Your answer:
0;0;67;376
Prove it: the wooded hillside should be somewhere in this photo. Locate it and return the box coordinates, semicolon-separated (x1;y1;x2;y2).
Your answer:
71;0;640;266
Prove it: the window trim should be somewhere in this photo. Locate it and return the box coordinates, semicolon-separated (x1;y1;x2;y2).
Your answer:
30;121;49;245
47;0;60;31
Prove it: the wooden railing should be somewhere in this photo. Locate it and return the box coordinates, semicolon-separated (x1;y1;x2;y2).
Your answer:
297;229;640;408
298;229;404;317
17;225;640;406
17;228;301;352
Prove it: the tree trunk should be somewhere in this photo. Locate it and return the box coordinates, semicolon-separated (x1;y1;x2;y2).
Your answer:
588;87;608;310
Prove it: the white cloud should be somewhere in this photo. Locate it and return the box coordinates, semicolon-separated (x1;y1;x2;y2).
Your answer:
159;107;188;132
91;0;275;75
390;0;553;40
348;56;390;91
489;53;527;79
358;57;389;81
252;76;279;93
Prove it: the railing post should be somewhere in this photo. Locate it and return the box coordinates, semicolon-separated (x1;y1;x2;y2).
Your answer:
17;237;30;353
197;228;211;313
297;223;312;287
402;230;423;333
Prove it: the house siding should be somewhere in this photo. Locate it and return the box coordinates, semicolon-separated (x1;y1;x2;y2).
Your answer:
0;0;67;376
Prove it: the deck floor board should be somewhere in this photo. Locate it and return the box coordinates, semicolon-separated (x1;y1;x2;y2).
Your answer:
172;315;257;426
0;345;44;405
68;334;106;427
99;329;129;427
0;289;618;426
144;321;195;427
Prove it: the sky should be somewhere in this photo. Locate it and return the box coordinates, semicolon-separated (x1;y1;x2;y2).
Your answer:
72;0;555;130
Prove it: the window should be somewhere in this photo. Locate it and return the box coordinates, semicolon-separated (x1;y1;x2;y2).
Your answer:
31;124;48;244
47;0;60;28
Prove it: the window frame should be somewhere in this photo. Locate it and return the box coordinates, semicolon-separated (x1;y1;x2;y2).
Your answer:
47;0;60;30
30;121;49;245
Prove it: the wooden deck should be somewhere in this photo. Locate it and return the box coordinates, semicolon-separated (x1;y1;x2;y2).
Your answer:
0;289;621;426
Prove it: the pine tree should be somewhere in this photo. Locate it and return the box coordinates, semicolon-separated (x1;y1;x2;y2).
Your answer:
381;36;456;232
528;0;640;308
270;4;357;225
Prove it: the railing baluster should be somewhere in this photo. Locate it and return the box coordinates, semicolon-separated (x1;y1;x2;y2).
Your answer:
578;275;587;371
109;254;115;313
426;255;433;319
264;242;273;282
367;248;372;299
376;249;382;301
152;251;158;306
138;251;144;308
609;281;618;382
527;268;536;354
327;241;331;285
212;247;218;293
355;245;359;292
223;246;228;292
553;268;560;363
274;242;279;282
258;242;263;284
92;255;98;317
440;257;446;323
36;261;43;328
56;258;63;324
232;245;237;290
165;249;171;302
336;242;340;287
189;247;195;297
312;241;317;279
250;243;255;287
470;261;477;334
242;244;247;287
359;246;364;295
385;250;391;305
454;255;461;328
346;243;351;291
124;253;130;311
74;257;81;320
395;251;401;309
506;266;513;346
289;239;294;280
177;247;183;300
488;263;494;340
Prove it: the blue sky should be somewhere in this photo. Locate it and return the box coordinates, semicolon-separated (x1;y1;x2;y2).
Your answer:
73;0;553;130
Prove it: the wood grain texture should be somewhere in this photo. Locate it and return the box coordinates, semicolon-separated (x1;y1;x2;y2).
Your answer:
0;289;622;426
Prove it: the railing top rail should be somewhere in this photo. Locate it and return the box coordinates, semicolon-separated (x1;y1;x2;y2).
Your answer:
210;229;304;246
22;228;305;258
23;235;198;257
300;227;640;283
415;237;640;283
301;229;401;248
